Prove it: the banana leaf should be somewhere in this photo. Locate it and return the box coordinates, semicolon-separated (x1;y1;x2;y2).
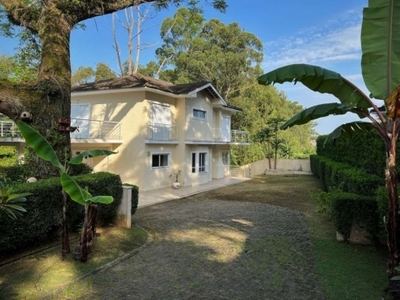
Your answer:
258;64;372;110
86;195;114;204
69;149;117;165
17;121;64;172
60;173;91;206
361;0;400;100
280;102;362;130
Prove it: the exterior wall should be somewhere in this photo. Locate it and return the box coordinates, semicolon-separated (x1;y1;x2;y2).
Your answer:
212;145;230;179
230;159;311;178
185;96;215;141
144;144;178;190
72;91;148;189
71;89;234;191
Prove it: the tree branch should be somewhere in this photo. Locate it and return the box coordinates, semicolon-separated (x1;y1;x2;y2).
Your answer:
0;0;40;33
0;79;33;122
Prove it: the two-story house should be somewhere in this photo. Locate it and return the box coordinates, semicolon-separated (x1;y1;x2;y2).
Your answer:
71;74;249;191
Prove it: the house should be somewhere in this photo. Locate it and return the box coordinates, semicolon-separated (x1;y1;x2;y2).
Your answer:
0;74;250;191
71;74;250;191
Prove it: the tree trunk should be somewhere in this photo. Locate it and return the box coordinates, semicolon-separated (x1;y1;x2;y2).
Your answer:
61;191;70;257
79;204;98;262
385;126;400;299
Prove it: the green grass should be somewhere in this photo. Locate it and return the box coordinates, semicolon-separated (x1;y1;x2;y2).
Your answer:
0;225;148;299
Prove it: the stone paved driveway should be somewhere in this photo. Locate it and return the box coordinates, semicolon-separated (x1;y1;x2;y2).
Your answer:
78;198;324;300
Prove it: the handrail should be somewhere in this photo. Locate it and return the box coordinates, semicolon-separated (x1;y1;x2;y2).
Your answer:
146;123;179;141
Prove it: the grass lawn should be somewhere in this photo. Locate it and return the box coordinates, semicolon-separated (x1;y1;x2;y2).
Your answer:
0;225;148;299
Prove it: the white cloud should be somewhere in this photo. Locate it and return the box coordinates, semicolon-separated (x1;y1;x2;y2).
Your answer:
262;10;362;70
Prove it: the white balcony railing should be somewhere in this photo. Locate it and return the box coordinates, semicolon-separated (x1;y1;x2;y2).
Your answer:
213;128;250;144
146;123;179;141
0;118;121;140
70;118;121;140
0;120;19;138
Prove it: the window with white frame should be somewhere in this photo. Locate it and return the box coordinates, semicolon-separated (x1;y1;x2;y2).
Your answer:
222;150;230;165
191;151;208;173
193;108;207;120
151;153;170;168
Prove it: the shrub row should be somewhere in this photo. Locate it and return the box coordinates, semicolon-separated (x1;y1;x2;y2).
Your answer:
310;155;383;195
0;172;123;253
316;131;387;177
330;191;380;243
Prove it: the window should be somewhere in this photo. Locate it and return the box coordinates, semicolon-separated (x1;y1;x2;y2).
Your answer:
191;151;208;173
191;153;196;173
199;152;206;172
193;109;206;120
152;153;169;168
222;151;229;165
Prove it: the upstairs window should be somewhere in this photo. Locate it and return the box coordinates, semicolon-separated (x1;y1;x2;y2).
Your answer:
152;153;169;168
193;109;206;120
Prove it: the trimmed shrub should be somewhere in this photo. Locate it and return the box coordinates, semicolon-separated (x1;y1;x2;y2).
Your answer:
0;172;122;253
331;191;380;243
310;155;383;195
316;131;388;177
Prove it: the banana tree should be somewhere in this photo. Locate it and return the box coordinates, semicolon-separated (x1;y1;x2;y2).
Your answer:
0;181;32;220
17;120;116;261
258;0;400;294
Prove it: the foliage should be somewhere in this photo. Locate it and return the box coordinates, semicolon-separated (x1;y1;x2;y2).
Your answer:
72;62;116;86
155;7;263;101
330;191;380;243
309;154;383;196
0;172;122;253
309;189;333;216
17;120;117;260
257;0;400;283
95;62;116;81
0;180;31;220
316;132;388;177
169;170;181;182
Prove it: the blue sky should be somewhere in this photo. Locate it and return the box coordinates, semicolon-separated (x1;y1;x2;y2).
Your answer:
1;0;370;135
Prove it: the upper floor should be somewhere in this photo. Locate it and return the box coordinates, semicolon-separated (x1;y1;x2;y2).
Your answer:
71;74;250;146
0;74;250;146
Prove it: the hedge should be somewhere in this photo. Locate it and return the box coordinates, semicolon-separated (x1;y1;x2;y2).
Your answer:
309;155;383;195
0;172;122;253
316;131;391;177
331;191;380;243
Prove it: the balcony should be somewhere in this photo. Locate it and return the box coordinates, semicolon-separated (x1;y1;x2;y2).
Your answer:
213;128;250;145
70;118;121;140
146;123;179;144
0;118;121;142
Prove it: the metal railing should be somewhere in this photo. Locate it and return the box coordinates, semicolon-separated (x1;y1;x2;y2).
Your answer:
0;118;121;140
0;120;19;137
70;118;121;140
213;128;250;144
231;130;250;144
146;123;179;141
